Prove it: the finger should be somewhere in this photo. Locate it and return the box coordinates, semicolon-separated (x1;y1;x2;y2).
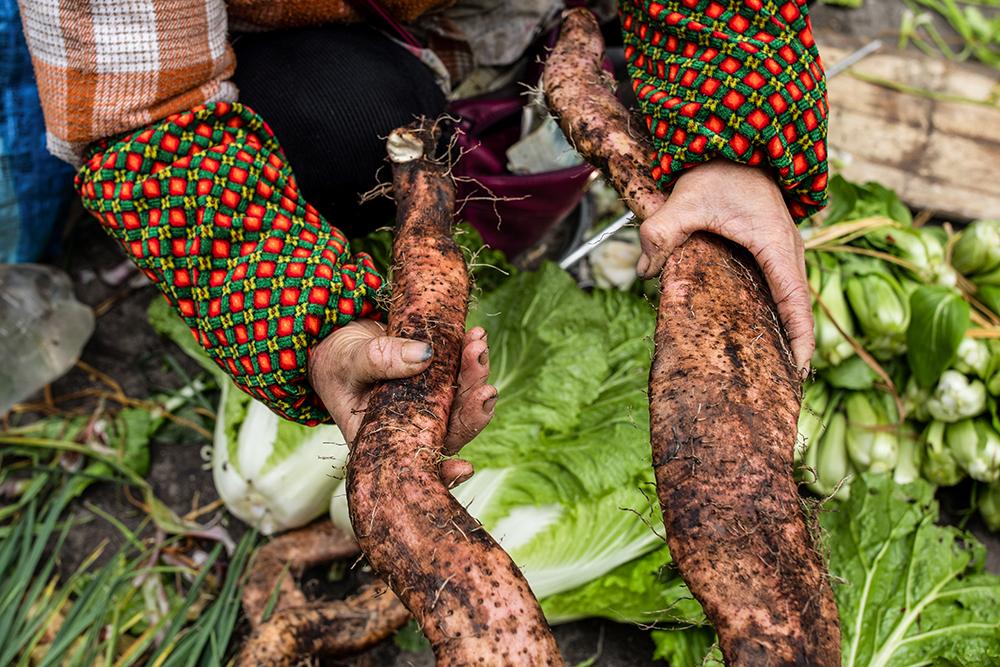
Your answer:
464;326;487;344
441;458;474;488
755;246;815;375
444;383;497;454
348;335;433;385
457;334;490;396
636;200;695;279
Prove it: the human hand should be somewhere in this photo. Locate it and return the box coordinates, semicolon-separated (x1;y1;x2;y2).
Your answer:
635;159;814;374
308;319;496;486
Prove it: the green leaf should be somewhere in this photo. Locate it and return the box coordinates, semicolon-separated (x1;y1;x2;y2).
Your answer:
650;628;722;667
978;285;1000;317
824;176;912;226
540;546;703;626
824;175;861;225
823;474;1000;666
824;355;880;390
147;298;224;381
393;619;430;653
906;286;970;387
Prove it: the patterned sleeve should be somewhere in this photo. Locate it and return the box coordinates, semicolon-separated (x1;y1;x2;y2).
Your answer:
76;102;385;425
620;0;829;219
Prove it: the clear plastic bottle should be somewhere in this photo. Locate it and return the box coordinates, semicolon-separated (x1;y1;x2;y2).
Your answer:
0;264;94;415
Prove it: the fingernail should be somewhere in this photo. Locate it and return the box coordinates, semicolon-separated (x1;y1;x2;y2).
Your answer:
636;254;650;277
478;348;489;366
482;394;498;413
402;342;432;363
474;327;487;340
799;364;811;382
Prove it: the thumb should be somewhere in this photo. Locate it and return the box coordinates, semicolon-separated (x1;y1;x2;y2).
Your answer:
347;334;434;385
636;198;695;279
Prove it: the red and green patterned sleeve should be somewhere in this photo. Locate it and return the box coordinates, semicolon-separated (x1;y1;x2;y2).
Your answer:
620;0;828;219
76;102;384;425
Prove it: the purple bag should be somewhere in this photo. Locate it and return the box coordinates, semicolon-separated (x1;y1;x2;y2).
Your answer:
447;96;594;257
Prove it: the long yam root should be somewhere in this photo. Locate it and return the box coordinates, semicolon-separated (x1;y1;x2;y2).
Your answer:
544;10;841;666
346;121;562;666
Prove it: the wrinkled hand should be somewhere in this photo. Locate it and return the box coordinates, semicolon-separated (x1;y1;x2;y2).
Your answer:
308;319;496;486
636;159;814;373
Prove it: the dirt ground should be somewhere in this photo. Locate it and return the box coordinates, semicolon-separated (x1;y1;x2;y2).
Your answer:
18;3;998;665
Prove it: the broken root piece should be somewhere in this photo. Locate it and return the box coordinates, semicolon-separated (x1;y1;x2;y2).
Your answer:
238;520;409;666
238;583;409;667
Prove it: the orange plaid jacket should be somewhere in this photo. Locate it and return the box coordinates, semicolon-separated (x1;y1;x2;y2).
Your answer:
16;0;450;166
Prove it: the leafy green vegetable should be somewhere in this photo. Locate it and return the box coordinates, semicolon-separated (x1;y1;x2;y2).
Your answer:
824;474;1000;667
953;219;1000;277
810;252;857;369
797;379;833;464
844;391;900;474
927;370;988;423
906;286;971;387
946;417;1000;482
978;285;1000;317
213;380;349;535
814;411;855;500
540;546;702;625
980;481;1000;531
824;176;912;227
844;265;910;358
394;619;431;653
147;297;225;382
921;420;964;486
650;628;722;667
825;356;880;390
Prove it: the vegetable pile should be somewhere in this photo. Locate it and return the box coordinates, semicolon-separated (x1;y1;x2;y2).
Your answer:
796;177;1000;528
154;237;1000;664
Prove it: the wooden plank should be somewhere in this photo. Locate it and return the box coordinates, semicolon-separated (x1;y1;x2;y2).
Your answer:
818;36;1000;220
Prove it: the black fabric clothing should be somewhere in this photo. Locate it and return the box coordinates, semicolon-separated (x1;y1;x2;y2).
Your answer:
232;24;446;235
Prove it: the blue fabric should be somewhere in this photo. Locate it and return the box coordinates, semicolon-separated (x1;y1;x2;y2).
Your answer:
1;0;74;263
